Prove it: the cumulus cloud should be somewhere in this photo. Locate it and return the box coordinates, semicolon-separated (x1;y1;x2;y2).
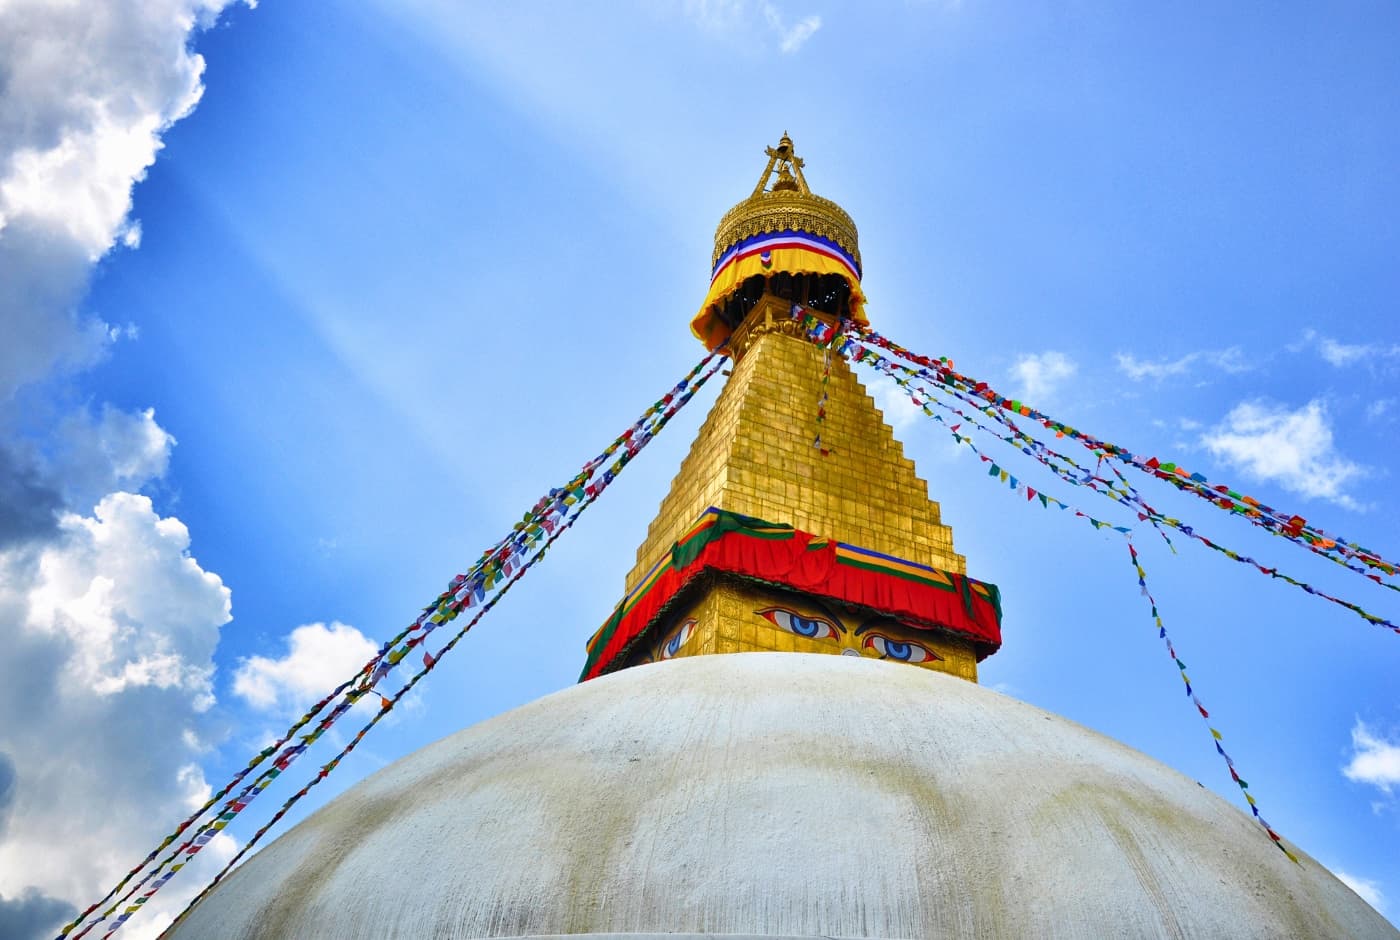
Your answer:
1115;347;1251;381
0;445;63;550
47;405;177;511
0;1;250;934
1334;868;1386;913
0;494;233;937
0;0;248;398
23;494;230;701
1200;400;1364;509
0;888;78;940
0;753;15;838
234;622;379;714
1009;351;1076;404
1343;720;1400;795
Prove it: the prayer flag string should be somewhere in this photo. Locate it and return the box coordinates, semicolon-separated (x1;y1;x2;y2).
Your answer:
817;325;1149;537
65;350;726;940
789;306;1392;859
168;504;574;932
56;673;369;939
165;352;727;935
64;659;404;939
852;340;1394;632
802;313;839;455
846;322;1400;581
817;315;1399;635
829;312;1298;856
1126;539;1299;864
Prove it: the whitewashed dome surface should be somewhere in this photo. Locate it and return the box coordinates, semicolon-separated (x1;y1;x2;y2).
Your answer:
166;653;1395;939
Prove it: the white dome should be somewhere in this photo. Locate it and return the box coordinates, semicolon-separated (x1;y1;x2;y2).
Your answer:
167;653;1395;939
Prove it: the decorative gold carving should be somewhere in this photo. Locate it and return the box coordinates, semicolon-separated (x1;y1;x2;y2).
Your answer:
713;135;861;268
749;132;810;198
726;293;821;360
730;317;803;359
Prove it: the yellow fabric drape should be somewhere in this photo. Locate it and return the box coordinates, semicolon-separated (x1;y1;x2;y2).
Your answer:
690;244;867;351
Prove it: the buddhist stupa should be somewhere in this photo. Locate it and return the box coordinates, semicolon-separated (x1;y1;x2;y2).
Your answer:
164;136;1396;939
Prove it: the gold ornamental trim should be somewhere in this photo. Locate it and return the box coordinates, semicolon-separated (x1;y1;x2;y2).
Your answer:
712;191;861;269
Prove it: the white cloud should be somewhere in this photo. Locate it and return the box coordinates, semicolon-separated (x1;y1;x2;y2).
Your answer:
1320;339;1370;367
681;0;746;30
1200;399;1364;509
233;622;379;714
764;6;821;53
1333;867;1386;913
119;219;144;250
1115;346;1252;382
1317;337;1400;368
175;763;213;812
1009;351;1076;404
25;494;230;702
1116;351;1195;381
0;5;249;931
0;492;233;936
682;0;822;53
0;0;250;398
1294;330;1400;369
1344;720;1400;795
48;405;177;511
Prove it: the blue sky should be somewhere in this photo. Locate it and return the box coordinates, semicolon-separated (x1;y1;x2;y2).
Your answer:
1;2;1398;936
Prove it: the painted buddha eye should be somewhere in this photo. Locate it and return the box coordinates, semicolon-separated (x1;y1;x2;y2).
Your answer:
660;618;697;659
757;607;840;641
863;633;942;663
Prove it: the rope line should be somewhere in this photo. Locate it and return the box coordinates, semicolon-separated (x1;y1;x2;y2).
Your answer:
850;322;1399;580
822;318;1399;634
164;351;726;935
1127;539;1299;864
822;311;1296;858
64;350;724;940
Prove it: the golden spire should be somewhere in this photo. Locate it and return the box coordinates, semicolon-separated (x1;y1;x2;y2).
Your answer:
583;139;1001;685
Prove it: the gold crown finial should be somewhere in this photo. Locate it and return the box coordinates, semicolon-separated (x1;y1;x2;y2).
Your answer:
690;135;867;351
756;133;808;196
710;134;859;269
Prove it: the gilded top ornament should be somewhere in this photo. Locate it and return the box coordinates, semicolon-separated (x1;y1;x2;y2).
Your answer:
712;133;861;269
